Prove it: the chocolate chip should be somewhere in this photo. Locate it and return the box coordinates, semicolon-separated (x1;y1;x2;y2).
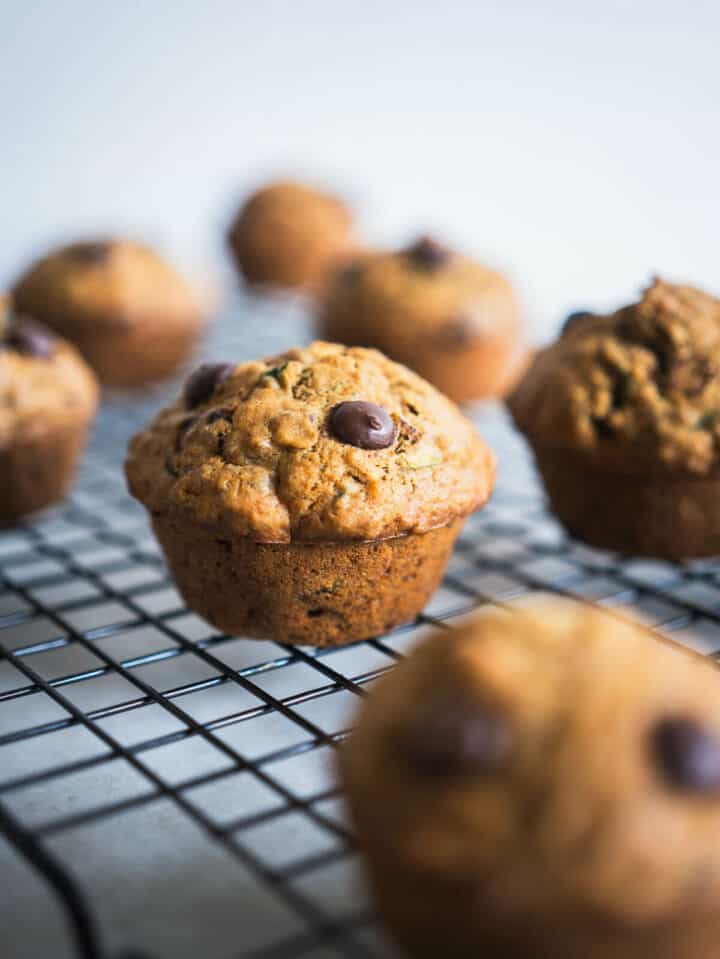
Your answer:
5;319;55;359
68;241;112;264
651;717;720;793
206;407;234;424
561;310;593;335
329;401;396;450
591;416;614;438
334;260;364;287
183;363;234;408
406;702;512;777
406;236;451;270
434;316;473;349
174;415;197;451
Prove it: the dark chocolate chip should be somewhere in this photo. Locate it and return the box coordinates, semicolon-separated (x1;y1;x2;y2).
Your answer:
406;702;512;777
334;260;364;287
651;717;720;793
175;415;197;451
561;310;594;335
68;241;112;264
405;236;451;270
329;401;396;450
6;319;55;359
434;316;473;349
591;415;614;438
206;407;234;424
183;363;234;408
610;371;629;409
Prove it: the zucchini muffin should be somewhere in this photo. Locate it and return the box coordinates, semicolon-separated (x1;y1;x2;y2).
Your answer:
125;341;494;646
317;236;524;405
227;180;356;292
12;239;205;387
509;278;720;559
341;602;720;959
0;304;98;523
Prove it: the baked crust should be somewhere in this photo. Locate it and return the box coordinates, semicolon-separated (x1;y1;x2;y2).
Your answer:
125;341;494;543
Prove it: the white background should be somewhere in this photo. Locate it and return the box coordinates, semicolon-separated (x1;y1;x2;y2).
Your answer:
2;0;719;339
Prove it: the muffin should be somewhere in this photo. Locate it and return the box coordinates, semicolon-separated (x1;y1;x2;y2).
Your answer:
509;278;720;559
317;236;524;405
12;239;205;387
341;601;720;959
227;180;355;291
125;341;494;646
0;305;98;523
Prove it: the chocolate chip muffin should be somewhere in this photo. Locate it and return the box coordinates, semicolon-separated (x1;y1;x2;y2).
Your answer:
509;278;720;559
227;180;356;292
0;305;98;523
341;602;720;959
125;341;494;646
317;237;524;405
12;239;205;387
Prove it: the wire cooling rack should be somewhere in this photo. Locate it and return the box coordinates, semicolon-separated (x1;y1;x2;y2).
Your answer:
3;294;720;959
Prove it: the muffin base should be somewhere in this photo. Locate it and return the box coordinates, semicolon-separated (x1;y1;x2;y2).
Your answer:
0;420;91;525
532;444;720;560
355;851;720;959
73;315;204;388
152;516;463;646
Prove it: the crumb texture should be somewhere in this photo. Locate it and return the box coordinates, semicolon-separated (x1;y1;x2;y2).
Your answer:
228;181;354;289
319;244;518;351
125;341;494;542
0;326;98;446
317;242;522;403
12;239;201;334
510;278;720;474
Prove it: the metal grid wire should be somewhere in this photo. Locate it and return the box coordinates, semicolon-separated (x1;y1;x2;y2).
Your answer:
3;295;720;959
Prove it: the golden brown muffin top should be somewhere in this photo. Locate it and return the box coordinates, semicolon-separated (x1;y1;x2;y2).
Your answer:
510;278;720;474
318;237;519;349
341;602;720;926
125;341;494;543
0;305;98;445
228;180;354;290
12;239;202;336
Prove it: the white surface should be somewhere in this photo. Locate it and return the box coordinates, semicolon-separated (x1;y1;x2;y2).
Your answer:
2;1;720;337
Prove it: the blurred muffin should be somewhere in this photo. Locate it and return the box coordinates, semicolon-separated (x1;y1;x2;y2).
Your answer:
12;239;205;387
509;278;720;559
342;601;720;959
0;304;98;523
227;180;355;291
317;236;524;405
125;341;494;646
